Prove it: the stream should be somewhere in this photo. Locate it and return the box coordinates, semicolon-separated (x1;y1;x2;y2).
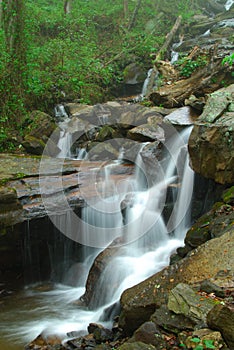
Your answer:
0;124;194;349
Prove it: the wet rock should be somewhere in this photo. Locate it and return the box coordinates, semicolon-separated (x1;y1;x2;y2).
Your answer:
188;85;234;184
119;229;234;335
207;304;234;349
151;305;196;333
168;283;217;323
79;237;125;308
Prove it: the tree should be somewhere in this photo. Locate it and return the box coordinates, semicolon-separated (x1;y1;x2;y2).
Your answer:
1;0;26;118
128;0;142;30
64;0;72;15
123;0;128;19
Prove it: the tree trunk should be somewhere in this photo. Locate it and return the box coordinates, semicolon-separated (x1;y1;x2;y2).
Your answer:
64;0;72;14
145;16;182;97
128;0;142;31
1;0;26;116
123;0;128;19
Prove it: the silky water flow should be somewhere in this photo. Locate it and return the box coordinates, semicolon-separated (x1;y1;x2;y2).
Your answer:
0;127;194;349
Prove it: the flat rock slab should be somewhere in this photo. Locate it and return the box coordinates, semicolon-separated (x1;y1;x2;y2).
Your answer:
0;154;134;223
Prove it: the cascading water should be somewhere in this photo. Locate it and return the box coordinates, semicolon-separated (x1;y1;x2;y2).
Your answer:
0;126;194;349
225;0;234;11
57;130;73;158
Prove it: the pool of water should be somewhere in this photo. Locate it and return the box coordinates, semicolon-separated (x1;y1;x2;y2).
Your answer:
0;283;99;349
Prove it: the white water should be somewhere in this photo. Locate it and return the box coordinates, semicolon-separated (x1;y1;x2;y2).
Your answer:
225;0;234;10
57;130;73;158
0;127;194;348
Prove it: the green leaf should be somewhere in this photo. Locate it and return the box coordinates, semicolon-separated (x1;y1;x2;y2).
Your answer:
203;339;215;349
191;337;201;343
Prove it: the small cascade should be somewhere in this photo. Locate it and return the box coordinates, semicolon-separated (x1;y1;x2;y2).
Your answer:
0;126;195;348
140;68;153;99
170;35;183;63
54;104;69;119
225;0;234;10
56;130;73;158
76;147;87;160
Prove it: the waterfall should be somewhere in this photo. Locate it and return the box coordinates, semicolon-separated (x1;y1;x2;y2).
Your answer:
225;0;234;10
57;130;73;158
0;127;195;347
170;35;183;63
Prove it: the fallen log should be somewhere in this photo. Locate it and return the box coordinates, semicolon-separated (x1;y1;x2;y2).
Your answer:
149;57;234;108
145;15;182;97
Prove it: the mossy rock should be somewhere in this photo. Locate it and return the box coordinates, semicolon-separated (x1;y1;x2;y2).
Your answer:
222;186;234;204
123;63;146;84
22;135;46;155
95;125;116;142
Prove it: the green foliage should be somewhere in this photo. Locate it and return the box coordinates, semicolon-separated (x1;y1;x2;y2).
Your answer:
176;55;208;77
0;0;202;151
222;53;234;66
190;337;216;350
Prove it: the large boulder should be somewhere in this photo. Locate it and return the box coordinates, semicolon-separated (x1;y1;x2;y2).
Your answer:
22;110;58;155
188;84;234;184
207;304;234;349
119;229;234;335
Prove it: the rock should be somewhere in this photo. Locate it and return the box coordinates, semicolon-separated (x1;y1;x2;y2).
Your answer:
129;321;165;347
117;341;156;350
184;95;206;112
184;328;227;350
222;186;234;204
86;141;119;160
123;63;146;85
22;135;46;155
188;85;234;184
183;193;234;254
25;333;65;349
22;110;57;155
63;103;91;116
95;125;120;142
79;237;125;308
207;304;234;349
119;229;234;335
93;327;113;344
67;116;99;141
199;85;234;123
200;279;226;298
151;305;196;333
168;283;217;323
0;186;23;229
164;106;199;126
127;124;165;142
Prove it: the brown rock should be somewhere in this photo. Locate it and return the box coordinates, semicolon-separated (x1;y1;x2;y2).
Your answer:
207;304;234;349
119;229;234;335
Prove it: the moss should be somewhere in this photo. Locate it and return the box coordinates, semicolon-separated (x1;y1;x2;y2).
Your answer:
222;186;234;204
